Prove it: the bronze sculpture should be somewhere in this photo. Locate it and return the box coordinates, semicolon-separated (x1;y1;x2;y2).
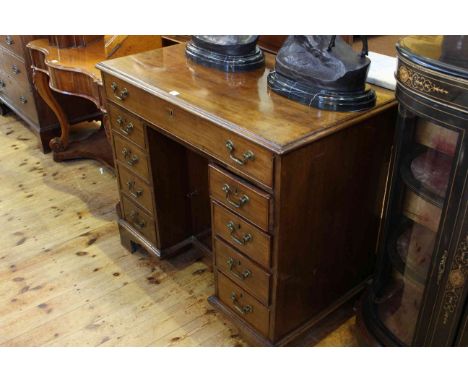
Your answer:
268;35;376;111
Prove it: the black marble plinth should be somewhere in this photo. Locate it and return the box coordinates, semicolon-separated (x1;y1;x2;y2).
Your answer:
191;36;258;56
185;41;265;73
267;71;376;112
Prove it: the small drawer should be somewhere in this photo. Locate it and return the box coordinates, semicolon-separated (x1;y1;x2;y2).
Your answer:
117;164;154;214
0;49;28;87
209;164;271;231
217;272;270;337
104;75;134;107
206;123;274;189
212;203;271;269
15;91;38;124
1;77;38;124
103;73;274;188
215;238;271;305
0;35;24;57
121;195;158;245
108;103;146;149
113;134;150;181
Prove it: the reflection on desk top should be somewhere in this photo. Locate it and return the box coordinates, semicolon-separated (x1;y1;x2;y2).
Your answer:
97;43;396;154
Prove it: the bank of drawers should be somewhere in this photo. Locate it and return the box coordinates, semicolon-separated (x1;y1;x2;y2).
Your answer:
104;73;276;338
0;36;39;124
111;105;159;247
209;164;273;336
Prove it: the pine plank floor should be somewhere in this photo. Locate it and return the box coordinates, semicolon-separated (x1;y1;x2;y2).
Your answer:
0;112;358;346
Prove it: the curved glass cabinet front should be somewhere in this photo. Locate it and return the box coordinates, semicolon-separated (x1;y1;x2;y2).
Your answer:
370;114;460;345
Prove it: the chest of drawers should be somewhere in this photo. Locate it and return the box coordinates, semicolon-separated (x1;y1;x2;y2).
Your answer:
97;43;397;346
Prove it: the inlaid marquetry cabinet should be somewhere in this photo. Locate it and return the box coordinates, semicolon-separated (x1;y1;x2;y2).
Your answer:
97;43;397;346
0;35;99;152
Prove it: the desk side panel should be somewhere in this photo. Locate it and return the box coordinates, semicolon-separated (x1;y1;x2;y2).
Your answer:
272;107;397;341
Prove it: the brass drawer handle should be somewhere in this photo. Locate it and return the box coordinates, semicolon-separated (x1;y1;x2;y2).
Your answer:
12;64;20;75
225;140;255;166
19;96;27;104
5;36;14;45
116;116;134;136
222;183;249;209
226;221;252;246
121;122;134;136
129;210;146;230
127;180;143;199
230;292;253;315
110;82;128;101
121;147;139;166
227;257;252;280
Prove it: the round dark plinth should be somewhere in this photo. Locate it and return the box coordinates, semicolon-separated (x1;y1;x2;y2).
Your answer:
191;36;258;56
185;41;265;73
267;71;376;112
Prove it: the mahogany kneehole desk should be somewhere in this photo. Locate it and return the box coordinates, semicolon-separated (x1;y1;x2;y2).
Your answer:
97;43;397;346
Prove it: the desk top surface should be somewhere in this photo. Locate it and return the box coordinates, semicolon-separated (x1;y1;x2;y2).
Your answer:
98;43;396;153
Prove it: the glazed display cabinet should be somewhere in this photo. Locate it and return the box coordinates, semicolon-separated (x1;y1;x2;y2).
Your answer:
358;36;468;346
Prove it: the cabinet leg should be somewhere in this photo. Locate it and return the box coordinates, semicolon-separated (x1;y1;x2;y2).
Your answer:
37;127;60;154
119;225;138;253
0;101;10;116
32;69;70;152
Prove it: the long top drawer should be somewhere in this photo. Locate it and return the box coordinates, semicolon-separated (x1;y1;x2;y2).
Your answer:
102;73;274;189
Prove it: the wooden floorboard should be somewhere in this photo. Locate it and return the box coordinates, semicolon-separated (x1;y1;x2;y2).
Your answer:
0;112;358;346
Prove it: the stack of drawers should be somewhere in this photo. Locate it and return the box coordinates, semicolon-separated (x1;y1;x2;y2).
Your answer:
108;102;159;248
0;35;38;123
103;73;277;339
209;165;273;337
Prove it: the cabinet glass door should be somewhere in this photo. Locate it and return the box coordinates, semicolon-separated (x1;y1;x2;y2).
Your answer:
373;118;459;345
